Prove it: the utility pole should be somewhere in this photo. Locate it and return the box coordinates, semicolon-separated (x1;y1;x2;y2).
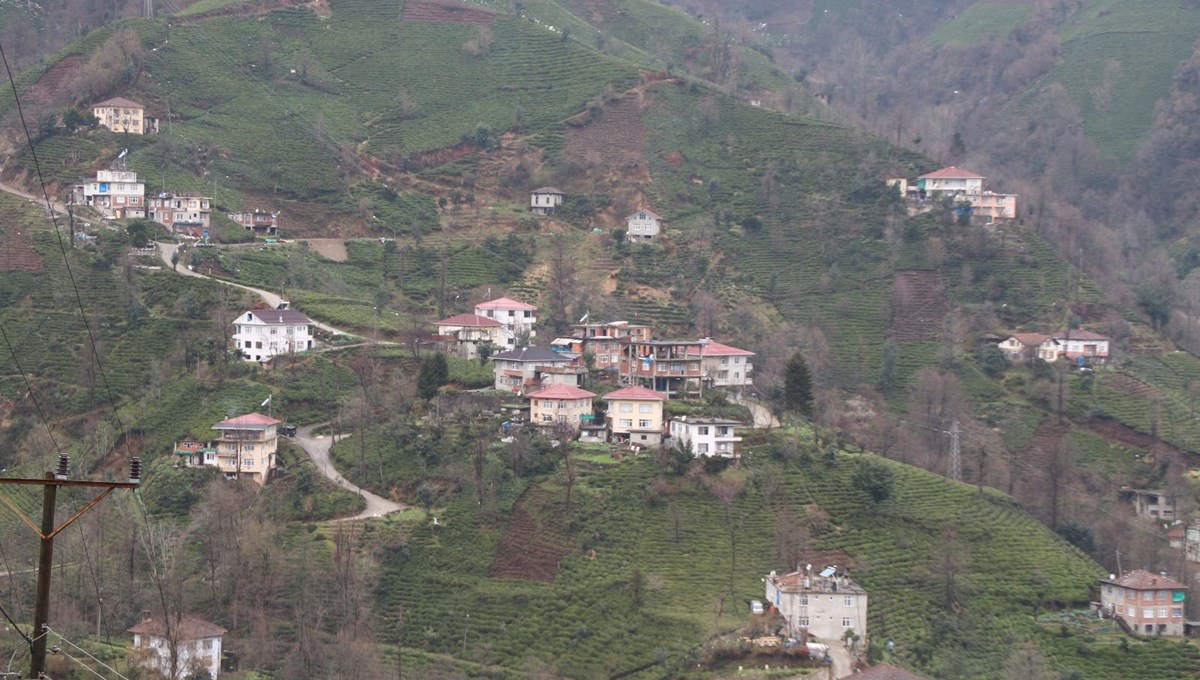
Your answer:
949;419;961;482
0;454;141;678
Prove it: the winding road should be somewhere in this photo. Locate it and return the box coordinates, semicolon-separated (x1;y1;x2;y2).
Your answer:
292;425;406;521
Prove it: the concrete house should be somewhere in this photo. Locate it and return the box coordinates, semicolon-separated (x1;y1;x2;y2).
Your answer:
93;96;153;135
128;614;225;679
1036;330;1110;365
228;209;279;236
566;321;652;373
696;340;754;392
146;192;212;235
73;169;146;219
527;384;596;432
474;296;537;348
1121;488;1177;521
916;166;984;198
603;385;666;446
435;313;503;360
211;412;281;484
621;339;705;398
669;416;743;457
1100;569;1187;636
999;333;1048;364
530;187;566;215
765;566;868;644
491;346;574;393
625;209;662;242
232;309;315;362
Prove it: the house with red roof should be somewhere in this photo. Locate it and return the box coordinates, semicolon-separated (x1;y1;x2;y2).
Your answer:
527;384;596;432
625;208;663;242
128;614;226;679
696;339;755;392
176;412;280;485
913;166;1017;222
232;309;315;362
474;296;538;348
999;332;1048;364
1100;569;1188;636
435;313;503;360
603;385;666;446
917;166;984;197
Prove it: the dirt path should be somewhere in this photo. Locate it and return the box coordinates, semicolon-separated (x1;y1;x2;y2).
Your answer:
745;400;779;429
291;425;406;521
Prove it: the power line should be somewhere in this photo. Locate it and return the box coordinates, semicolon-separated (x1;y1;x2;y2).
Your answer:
46;625;131;680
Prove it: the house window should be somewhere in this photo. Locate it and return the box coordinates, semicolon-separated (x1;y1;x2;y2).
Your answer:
1129;607;1136;617
244;444;254;451
698;427;709;435
244;341;252;348
558;401;567;409
1145;592;1155;601
800;596;808;606
1158;591;1168;601
203;639;213;651
697;444;709;453
717;427;729;435
639;404;653;413
734;373;741;379
844;596;853;607
798;616;809;627
638;419;652;428
619;419;633;427
1158;608;1168;618
558;415;566;423
721;357;729;365
243;459;254;467
619;403;634;413
1144;608;1154;619
842;618;854;628
1173;608;1183;617
541;414;552;423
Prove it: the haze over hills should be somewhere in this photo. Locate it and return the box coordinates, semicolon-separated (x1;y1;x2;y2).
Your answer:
0;0;1200;678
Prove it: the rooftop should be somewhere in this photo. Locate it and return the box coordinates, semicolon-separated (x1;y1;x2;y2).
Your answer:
1047;329;1110;342
627;209;663;221
1102;569;1187;591
491;346;567;363
129;614;226;640
769;567;866;595
604;386;666;401
918;166;984;180
247;309;314;325
531;186;565;195
94;96;145;109
672;416;744;426
1006;332;1048;345
526;384;597;400
437;313;502;327
475;296;537;311
213;412;281;430
695;340;755;357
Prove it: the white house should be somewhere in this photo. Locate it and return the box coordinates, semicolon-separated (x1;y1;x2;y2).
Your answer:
435;313;504;360
146;192;212;235
73;169;146;220
696;340;754;391
669;416;743;457
766;566;868;644
232;309;316;362
491;346;574;393
530;187;565;215
474;296;537;348
128;614;226;679
1036;330;1110;365
916;166;984;198
625;209;662;242
998;333;1048;364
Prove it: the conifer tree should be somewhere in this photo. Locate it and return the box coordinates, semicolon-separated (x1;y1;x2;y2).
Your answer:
783;351;813;418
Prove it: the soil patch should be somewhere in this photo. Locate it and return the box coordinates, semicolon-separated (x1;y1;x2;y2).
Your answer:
0;225;43;272
488;487;571;582
1088;417;1194;457
889;270;947;341
401;0;497;25
1105;373;1164;400
300;238;348;261
23;55;85;107
564;94;648;171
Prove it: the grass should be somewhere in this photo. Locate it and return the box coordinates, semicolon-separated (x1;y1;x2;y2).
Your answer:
929;3;1034;46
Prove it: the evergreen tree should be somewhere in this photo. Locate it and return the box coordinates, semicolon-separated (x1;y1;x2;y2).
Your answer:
417;353;449;399
783;351;813;418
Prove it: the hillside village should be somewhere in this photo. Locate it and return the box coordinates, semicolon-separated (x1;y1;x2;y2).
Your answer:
4;0;1200;678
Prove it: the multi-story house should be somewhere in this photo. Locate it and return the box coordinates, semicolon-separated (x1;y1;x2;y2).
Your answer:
474;297;537;348
530;187;566;215
434;313;503;360
128;614;225;679
146;192;212;236
967;191;1018;222
175;413;280;485
696;340;754;392
228;209;279;236
916;166;984;198
765;566;868;643
668;416;743;457
603;385;665;446
1121;488;1177;521
73;169;146;219
1036;330;1110;365
625;209;662;242
621;339;705;398
999;333;1048;364
232;309;316;362
560;321;652;374
93;97;153;135
1100;569;1187;636
527;384;596;432
491;346;574;393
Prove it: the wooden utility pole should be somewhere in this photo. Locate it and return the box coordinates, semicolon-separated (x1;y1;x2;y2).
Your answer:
0;454;141;678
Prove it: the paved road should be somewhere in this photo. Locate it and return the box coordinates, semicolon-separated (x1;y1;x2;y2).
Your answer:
156;241;355;337
292;425;405;521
